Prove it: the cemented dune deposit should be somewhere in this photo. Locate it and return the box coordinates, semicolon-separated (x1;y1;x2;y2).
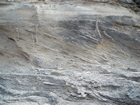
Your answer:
0;0;140;105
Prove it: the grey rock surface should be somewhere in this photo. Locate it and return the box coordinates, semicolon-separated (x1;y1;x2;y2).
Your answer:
0;1;140;105
121;0;134;3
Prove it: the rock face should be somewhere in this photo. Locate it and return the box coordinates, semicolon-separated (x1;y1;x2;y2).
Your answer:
0;1;140;105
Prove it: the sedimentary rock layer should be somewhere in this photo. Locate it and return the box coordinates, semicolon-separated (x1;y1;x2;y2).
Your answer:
0;1;140;105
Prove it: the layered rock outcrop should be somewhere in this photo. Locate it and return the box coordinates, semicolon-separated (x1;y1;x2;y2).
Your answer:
0;1;140;105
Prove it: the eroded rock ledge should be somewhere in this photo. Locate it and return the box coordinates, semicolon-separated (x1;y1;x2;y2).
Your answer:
0;1;140;105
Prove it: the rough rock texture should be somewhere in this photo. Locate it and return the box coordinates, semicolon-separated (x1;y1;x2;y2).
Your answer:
0;1;140;105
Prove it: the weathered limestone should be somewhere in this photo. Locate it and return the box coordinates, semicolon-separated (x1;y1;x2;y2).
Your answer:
0;1;140;105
